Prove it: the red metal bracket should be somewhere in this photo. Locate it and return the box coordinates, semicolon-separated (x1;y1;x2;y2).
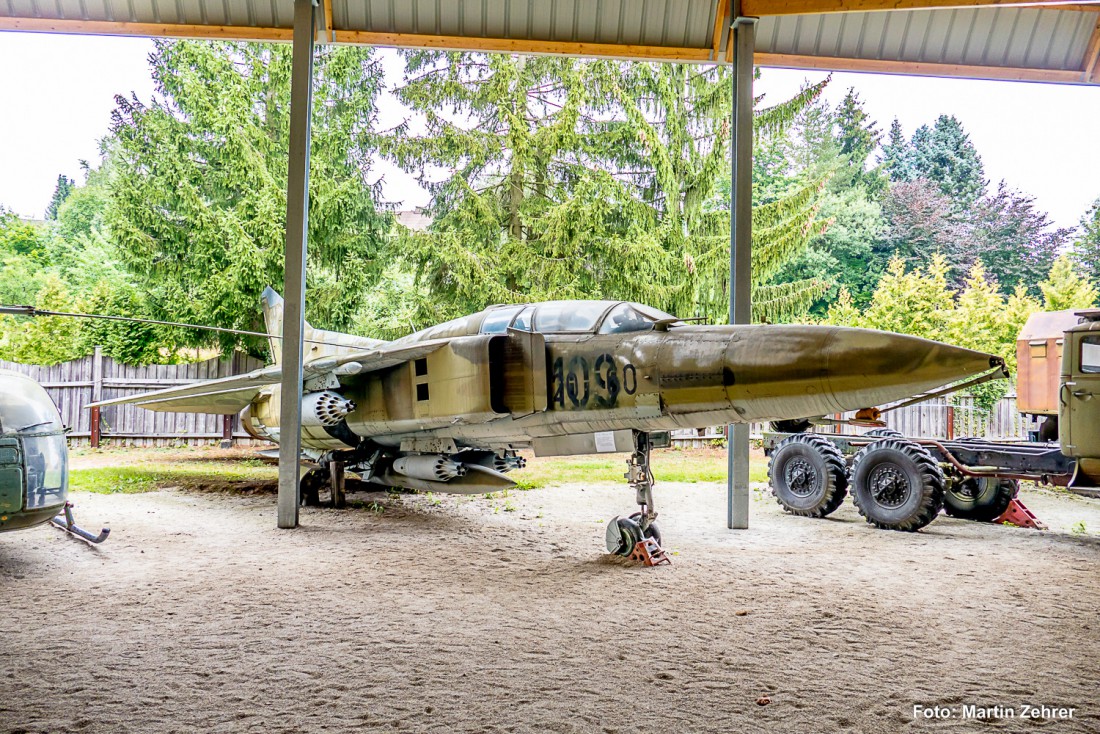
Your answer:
629;538;672;566
994;498;1048;530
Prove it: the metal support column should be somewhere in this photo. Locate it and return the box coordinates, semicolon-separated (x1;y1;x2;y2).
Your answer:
277;0;317;529
727;17;756;530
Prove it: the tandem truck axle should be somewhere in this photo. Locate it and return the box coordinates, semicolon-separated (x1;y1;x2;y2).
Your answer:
762;308;1100;531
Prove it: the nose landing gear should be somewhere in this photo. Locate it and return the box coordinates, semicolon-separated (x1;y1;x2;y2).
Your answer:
605;431;670;566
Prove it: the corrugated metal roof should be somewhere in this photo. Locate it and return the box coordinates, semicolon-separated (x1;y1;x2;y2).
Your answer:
757;7;1094;71
1;0;1098;85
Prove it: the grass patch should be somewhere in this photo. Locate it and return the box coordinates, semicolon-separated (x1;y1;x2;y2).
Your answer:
70;461;277;494
512;448;769;489
68;447;770;495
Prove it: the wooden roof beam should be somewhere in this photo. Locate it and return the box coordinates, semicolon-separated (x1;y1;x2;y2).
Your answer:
712;0;731;59
756;51;1094;84
741;0;1100;16
331;30;715;62
1083;16;1100;81
0;17;292;41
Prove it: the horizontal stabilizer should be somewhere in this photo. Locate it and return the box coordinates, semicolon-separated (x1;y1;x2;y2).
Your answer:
88;365;282;414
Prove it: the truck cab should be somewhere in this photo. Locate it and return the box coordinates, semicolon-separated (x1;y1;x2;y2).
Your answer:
1059;311;1100;463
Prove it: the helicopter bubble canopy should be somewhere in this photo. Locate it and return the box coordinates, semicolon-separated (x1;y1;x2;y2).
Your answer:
0;370;67;514
0;371;65;435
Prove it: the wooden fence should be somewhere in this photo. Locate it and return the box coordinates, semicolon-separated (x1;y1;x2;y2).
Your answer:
1;349;269;447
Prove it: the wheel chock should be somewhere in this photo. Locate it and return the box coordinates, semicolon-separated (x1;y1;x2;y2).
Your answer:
994;498;1047;530
629;538;671;567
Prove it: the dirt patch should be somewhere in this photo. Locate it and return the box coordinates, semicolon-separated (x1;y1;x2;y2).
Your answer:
2;457;1099;733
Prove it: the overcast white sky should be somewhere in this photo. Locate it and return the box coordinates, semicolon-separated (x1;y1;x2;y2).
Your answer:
1;31;1099;230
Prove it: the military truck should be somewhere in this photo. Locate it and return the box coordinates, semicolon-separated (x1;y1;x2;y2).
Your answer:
763;309;1100;531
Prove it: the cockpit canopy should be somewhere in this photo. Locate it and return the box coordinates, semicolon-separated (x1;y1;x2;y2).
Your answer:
0;370;65;436
479;301;677;335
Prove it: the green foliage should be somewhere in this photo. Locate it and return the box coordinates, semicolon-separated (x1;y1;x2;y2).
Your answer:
384;53;829;328
1041;255;1097;311
107;40;391;355
0;208;50;307
879;118;909;182
860;255;954;342
907;115;986;209
1072;197;1100;289
834;88;884;192
45;175;75;220
0;275;84;365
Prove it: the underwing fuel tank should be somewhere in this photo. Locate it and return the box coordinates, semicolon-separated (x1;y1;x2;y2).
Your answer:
649;325;1005;425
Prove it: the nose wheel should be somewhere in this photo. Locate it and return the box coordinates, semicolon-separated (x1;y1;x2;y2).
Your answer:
605;431;669;565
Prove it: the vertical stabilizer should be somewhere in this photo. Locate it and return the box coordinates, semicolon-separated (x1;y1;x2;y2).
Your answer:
261;287;386;367
261;287;285;366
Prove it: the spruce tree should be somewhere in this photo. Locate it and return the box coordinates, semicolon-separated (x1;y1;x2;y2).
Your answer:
908;115;986;209
878;118;910;183
386;52;830;327
1072;197;1100;288
107;40;391;354
45;174;75;220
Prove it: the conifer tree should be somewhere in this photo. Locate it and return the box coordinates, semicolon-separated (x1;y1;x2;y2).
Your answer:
878;118;910;182
107;40;391;354
386;52;830;327
907;115;986;209
1072;197;1100;288
45;174;75;220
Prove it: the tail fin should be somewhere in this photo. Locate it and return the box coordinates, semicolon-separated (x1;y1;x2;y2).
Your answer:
261;287;285;365
261;287;387;367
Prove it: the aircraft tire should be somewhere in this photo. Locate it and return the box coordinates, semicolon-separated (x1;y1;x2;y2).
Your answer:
299;468;327;507
944;477;1017;522
850;439;945;531
769;434;849;518
606;516;645;556
770;419;813;434
629;512;663;547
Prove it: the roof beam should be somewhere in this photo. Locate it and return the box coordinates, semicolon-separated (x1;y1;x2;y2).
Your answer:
756;51;1092;84
331;30;715;62
1084;16;1100;82
319;0;335;44
0;17;292;41
741;0;1100;16
712;0;731;58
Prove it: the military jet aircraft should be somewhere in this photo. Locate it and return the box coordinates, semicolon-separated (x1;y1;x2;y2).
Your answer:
91;288;1005;554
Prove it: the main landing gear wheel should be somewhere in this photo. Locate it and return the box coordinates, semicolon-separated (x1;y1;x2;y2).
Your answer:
769;434;849;518
850;439;945;531
299;468;327;507
770;419;812;434
944;477;1018;522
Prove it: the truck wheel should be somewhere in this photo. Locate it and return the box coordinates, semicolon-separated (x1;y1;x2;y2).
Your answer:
850;439;945;531
770;419;812;434
1039;417;1058;442
944;477;1017;522
865;428;903;439
769;434;848;518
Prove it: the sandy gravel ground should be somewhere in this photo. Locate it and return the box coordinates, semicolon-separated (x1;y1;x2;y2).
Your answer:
3;454;1100;733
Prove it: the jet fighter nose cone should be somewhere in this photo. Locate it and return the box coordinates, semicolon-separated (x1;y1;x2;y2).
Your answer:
717;324;1006;423
820;327;1003;411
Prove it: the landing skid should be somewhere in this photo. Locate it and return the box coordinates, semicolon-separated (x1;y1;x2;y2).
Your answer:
50;501;110;544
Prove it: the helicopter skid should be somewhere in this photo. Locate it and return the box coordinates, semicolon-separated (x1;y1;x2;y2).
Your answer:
50;502;110;544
